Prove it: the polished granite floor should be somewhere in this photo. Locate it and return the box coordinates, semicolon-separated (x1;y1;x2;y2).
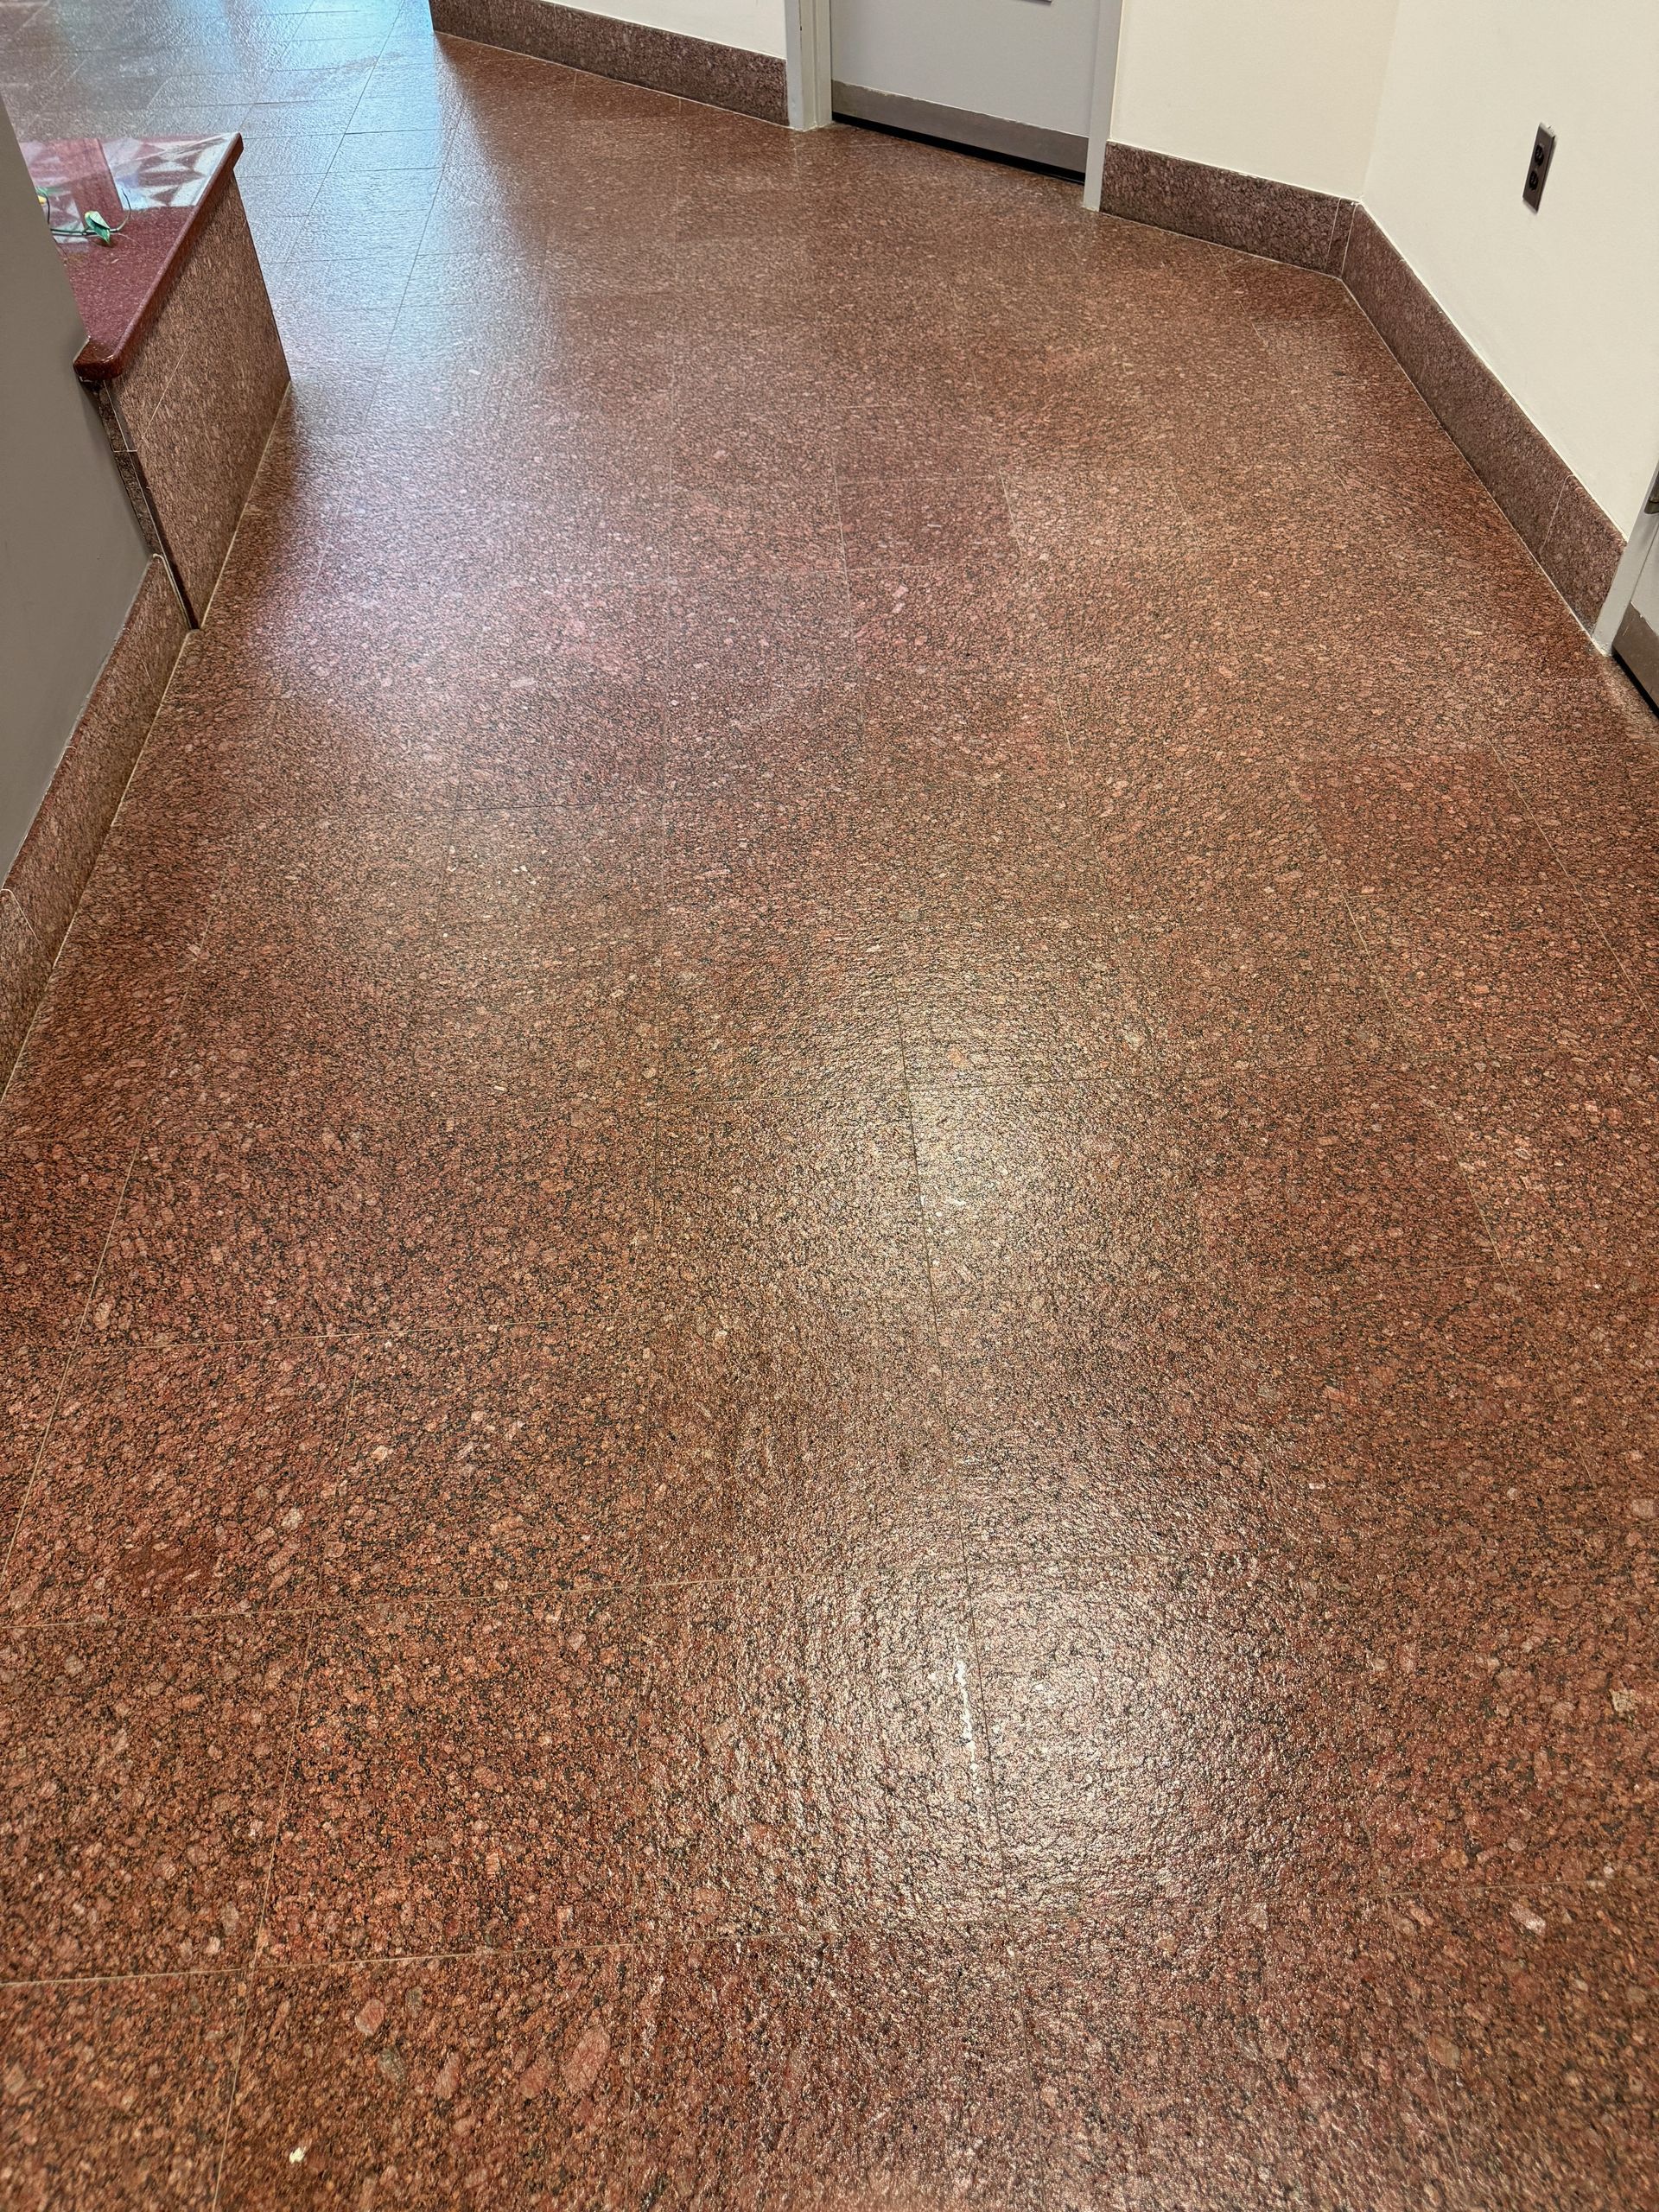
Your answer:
3;0;1659;2206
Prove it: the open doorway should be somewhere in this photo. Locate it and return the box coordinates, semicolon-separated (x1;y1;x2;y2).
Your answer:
824;0;1101;175
1601;471;1659;712
1614;541;1659;709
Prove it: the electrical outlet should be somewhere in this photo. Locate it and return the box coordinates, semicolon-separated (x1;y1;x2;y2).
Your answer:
1522;125;1555;210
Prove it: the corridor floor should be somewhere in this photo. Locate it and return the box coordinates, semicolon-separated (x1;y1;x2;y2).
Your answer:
3;0;1658;2204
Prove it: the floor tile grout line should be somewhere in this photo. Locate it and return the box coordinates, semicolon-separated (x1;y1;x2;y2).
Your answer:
1490;740;1659;1028
10;17;1659;2194
1290;731;1659;1043
0;1963;252;1993
0;830;249;1592
208;1599;327;2212
889;1023;1058;2192
1109;729;1490;2202
1286;775;1638;1536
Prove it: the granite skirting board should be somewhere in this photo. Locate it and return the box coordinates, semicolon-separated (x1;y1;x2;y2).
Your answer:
1096;142;1354;276
429;0;788;124
1096;145;1624;632
87;179;290;626
0;559;187;1078
1339;209;1624;629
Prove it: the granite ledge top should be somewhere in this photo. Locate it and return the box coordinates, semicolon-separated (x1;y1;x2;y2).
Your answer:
22;133;244;380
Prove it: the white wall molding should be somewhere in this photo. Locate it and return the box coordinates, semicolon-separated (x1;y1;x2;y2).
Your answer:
1081;0;1124;210
785;0;831;127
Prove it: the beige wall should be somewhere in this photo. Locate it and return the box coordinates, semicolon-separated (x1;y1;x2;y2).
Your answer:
1102;0;1659;537
1109;0;1399;198
1364;0;1659;535
575;0;785;59
0;105;150;880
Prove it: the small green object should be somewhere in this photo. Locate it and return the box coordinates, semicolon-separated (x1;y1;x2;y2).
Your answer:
49;208;127;245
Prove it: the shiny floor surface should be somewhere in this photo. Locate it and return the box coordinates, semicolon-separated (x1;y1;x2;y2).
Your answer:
3;0;1658;2205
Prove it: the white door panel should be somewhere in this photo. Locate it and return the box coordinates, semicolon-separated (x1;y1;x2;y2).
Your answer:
1616;524;1659;709
832;0;1101;162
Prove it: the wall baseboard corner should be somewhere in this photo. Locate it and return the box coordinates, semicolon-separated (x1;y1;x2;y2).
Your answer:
0;557;187;1082
1340;209;1624;630
1091;146;1624;634
429;0;789;125
1096;141;1352;274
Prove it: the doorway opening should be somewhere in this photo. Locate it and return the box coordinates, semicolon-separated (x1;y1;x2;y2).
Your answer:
826;0;1100;178
831;109;1085;183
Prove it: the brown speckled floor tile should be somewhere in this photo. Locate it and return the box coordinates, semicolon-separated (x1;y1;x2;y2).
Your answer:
641;1571;1003;1934
837;474;1014;570
335;1329;647;1599
1389;1884;1658;2211
3;1344;354;1621
88;1080;396;1347
1171;1060;1495;1285
412;926;662;1102
1122;896;1399;1073
658;894;907;1096
1522;1268;1659;1490
382;1090;658;1332
900;916;1151;1085
1431;1046;1659;1271
0;1616;308;1978
0;1974;245;2212
666;570;856;725
1;1344;68;1557
668;476;843;580
1002;458;1197;565
626;1930;1047;2207
942;1260;1577;1574
1021;1906;1471;2212
0;1132;134;1351
5;6;1659;2202
0;840;225;1159
264;1597;650;1960
219;1950;631;2210
911;1071;1195;1326
439;800;661;951
850;558;1056;690
656;1075;928;1312
646;1281;956;1587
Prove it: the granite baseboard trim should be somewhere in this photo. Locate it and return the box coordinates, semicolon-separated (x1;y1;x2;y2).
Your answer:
1340;209;1623;629
1096;141;1352;274
0;557;188;1078
430;0;788;124
1092;145;1623;631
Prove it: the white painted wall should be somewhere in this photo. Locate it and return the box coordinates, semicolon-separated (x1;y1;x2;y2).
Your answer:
1364;0;1659;536
0;106;150;881
1096;0;1659;536
585;0;786;60
1109;0;1399;199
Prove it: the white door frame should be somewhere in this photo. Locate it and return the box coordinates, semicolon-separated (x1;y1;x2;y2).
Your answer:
1081;0;1124;208
785;0;832;130
782;0;1125;200
1592;466;1659;655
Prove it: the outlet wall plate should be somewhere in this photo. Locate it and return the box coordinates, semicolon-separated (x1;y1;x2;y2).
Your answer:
1523;124;1555;210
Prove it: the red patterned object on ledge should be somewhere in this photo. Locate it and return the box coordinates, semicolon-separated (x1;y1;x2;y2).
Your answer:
22;133;241;378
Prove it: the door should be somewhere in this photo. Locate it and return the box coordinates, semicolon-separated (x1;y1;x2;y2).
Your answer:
1616;522;1659;712
831;0;1101;175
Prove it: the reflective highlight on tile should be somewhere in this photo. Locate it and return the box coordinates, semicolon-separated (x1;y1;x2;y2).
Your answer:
2;0;1656;2204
